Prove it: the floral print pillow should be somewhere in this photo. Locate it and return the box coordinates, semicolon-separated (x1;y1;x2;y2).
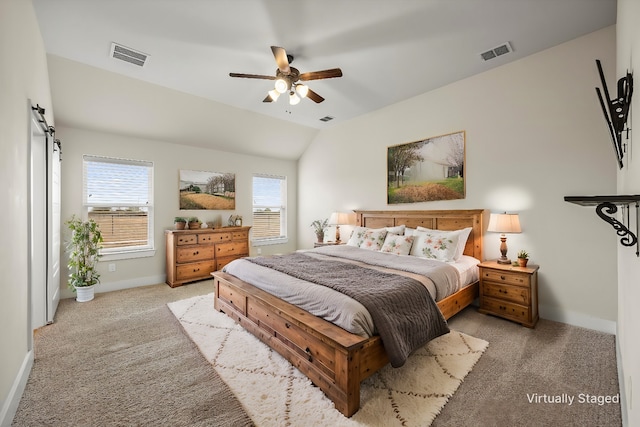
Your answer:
410;230;459;262
416;226;472;261
380;234;414;255
347;227;388;251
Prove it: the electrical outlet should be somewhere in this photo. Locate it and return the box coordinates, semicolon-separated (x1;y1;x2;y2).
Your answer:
257;248;262;255
108;263;116;272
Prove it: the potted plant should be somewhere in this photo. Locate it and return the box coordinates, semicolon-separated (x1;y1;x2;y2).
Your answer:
174;216;187;230
66;216;103;302
517;249;529;267
188;216;201;229
310;218;329;243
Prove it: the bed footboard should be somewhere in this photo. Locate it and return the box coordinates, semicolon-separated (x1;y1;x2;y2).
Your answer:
212;271;386;417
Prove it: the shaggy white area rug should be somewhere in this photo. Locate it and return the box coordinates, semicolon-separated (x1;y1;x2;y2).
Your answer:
168;293;488;427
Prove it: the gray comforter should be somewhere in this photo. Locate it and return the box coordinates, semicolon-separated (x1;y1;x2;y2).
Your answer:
247;251;450;368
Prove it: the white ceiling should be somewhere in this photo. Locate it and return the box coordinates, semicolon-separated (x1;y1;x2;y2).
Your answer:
32;0;616;158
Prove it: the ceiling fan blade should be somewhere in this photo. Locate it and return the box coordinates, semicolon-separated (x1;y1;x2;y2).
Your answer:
299;68;343;81
262;95;273;103
306;88;325;103
271;46;290;74
229;72;276;80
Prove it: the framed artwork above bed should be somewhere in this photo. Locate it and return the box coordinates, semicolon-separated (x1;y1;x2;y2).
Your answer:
387;130;466;204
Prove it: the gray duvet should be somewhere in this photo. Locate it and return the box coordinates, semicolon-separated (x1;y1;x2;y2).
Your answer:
246;251;450;367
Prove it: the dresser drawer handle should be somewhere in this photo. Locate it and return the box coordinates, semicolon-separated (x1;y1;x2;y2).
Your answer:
193;251;199;255
305;347;313;362
193;268;200;272
499;289;507;294
500;275;506;280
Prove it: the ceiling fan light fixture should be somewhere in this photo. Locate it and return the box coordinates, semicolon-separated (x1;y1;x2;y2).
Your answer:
267;89;280;101
274;78;288;94
295;84;309;98
289;92;300;105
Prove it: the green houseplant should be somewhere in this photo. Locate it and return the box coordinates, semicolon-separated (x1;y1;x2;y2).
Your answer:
517;249;529;267
310;218;329;243
174;216;187;230
188;216;201;229
66;216;103;302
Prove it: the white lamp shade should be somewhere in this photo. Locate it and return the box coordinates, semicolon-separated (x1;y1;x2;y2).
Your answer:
274;78;288;94
267;89;280;101
295;84;309;98
487;213;521;233
329;212;353;225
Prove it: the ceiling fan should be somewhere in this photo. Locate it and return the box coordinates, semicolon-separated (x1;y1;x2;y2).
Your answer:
229;46;342;105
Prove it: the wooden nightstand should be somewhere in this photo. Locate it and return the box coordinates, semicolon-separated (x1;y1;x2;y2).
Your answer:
478;260;539;328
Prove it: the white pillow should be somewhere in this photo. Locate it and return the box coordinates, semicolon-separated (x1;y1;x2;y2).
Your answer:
385;225;405;235
415;226;472;261
346;226;388;251
380;234;414;256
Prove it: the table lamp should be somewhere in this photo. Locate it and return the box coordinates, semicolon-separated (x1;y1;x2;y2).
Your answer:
487;213;521;264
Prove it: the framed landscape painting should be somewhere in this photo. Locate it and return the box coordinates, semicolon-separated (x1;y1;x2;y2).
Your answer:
179;169;236;210
387;131;465;204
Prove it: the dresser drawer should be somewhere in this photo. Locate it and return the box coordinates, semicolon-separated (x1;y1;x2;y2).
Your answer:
216;256;239;271
232;230;249;240
211;232;232;243
483;281;530;305
216;241;248;257
481;296;530;324
176;234;197;245
198;233;216;244
176;245;215;263
481;269;530;287
176;260;216;281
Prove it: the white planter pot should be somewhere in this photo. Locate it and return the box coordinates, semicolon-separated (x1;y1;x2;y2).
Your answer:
75;285;95;302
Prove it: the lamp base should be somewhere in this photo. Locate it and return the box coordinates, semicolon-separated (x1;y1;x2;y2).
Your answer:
497;257;512;265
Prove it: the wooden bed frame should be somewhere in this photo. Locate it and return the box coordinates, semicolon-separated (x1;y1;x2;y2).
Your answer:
212;209;485;417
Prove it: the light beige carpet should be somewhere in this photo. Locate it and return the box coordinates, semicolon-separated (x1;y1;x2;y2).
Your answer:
168;293;489;427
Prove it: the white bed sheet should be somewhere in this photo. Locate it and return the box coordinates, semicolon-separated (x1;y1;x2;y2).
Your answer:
222;247;479;337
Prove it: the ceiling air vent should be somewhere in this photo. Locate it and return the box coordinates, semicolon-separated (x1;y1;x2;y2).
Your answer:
110;42;149;67
480;42;513;61
319;116;334;122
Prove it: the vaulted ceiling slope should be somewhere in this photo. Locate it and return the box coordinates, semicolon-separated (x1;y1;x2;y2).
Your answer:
34;0;616;160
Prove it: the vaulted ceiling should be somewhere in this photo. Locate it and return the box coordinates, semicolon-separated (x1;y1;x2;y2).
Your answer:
33;0;616;160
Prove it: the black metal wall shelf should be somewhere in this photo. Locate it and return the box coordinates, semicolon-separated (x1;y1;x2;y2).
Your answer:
564;195;640;256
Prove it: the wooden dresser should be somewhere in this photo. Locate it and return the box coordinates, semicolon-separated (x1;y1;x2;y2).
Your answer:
165;226;250;288
478;260;539;328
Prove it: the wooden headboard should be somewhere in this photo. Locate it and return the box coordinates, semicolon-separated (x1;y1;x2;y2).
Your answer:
354;209;486;261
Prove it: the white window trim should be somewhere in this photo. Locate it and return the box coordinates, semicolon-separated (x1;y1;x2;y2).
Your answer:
252;173;287;245
83;155;155;260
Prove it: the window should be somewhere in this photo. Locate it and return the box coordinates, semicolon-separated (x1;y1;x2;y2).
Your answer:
252;174;287;245
83;155;154;259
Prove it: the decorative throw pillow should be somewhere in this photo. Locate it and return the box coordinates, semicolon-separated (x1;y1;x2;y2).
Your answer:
380;234;414;255
416;226;472;261
410;229;459;262
347;227;388;251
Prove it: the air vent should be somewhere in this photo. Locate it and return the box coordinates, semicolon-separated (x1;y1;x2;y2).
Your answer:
110;42;149;67
480;42;513;61
319;116;334;122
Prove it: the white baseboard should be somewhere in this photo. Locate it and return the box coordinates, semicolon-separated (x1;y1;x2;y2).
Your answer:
539;304;616;334
0;350;33;427
61;274;167;299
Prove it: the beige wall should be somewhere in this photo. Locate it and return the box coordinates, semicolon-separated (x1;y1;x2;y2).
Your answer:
57;126;298;299
0;0;54;424
616;0;640;424
299;26;619;332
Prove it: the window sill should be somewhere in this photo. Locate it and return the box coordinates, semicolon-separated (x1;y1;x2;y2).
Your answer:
252;237;288;247
100;249;156;261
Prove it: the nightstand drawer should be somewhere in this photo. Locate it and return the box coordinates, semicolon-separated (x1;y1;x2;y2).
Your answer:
483;282;530;305
481;270;530;287
481;296;530;324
